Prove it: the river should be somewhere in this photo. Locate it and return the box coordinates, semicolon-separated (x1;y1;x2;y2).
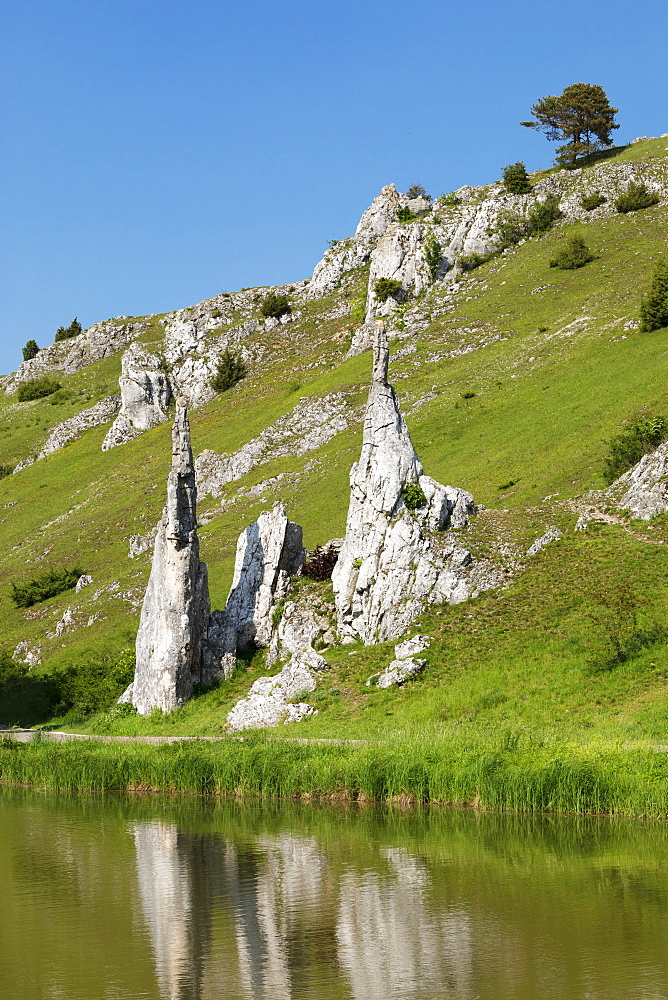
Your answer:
2;786;667;999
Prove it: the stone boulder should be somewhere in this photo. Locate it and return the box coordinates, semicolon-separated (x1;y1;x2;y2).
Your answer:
102;345;171;451
131;401;210;715
226;648;328;731
332;323;495;644
616;441;668;520
37;396;121;460
223;502;305;650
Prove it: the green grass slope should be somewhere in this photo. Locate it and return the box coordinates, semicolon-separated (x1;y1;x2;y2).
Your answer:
1;139;668;754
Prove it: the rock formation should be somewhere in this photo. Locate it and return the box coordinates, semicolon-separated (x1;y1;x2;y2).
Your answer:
332;323;495;644
129;400;210;715
616;441;668;520
223;502;305;650
226;648;327;731
102;345;171;451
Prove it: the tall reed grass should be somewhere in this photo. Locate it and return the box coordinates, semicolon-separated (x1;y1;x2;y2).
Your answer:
2;733;668;816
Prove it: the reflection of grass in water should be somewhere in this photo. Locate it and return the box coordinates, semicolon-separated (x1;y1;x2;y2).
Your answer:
2;731;668;817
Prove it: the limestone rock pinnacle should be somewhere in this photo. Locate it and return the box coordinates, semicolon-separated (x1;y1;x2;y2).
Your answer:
131;401;210;715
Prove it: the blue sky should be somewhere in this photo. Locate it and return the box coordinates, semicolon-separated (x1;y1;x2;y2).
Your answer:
1;0;666;375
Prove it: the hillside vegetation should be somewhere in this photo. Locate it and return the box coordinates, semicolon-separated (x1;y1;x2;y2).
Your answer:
2;137;668;755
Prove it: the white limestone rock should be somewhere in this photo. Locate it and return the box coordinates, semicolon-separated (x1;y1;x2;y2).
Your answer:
102;345;171;451
394;634;431;659
13;641;42;667
526;527;563;556
75;574;93;592
131;401;210;715
35;396;121;460
376;656;427;689
365;223;432;321
616;441;668;520
223;502;305;650
332;323;494;645
226;648;327;732
129;528;158;558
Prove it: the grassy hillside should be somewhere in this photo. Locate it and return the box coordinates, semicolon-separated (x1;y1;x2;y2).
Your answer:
2;138;668;754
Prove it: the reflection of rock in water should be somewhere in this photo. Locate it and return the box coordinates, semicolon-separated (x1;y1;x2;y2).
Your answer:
132;822;217;1000
231;834;331;1000
337;847;473;999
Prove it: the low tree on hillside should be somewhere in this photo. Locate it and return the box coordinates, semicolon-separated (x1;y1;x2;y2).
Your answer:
502;162;532;194
54;317;82;342
521;83;619;168
639;258;668;332
22;339;39;361
211;349;247;393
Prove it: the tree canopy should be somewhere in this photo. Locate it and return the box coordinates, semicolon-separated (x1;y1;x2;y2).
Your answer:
521;83;619;168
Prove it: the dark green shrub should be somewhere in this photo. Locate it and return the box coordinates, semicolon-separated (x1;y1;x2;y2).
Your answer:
615;182;660;214
47;388;74;405
502;162;532;194
211;349;247;393
54;317;82;342
549;236;596;270
459;253;488;272
602;415;667;484
10;566;83;608
260;292;291;319
639;258;668;332
527;194;563;233
22;339;39;361
423;231;443;281
396;206;415;223
581;191;606;211
0;464;13;479
406;184;429;200
17;376;62;402
374;278;403;302
54;648;135;717
439;191;461;207
403;482;427;511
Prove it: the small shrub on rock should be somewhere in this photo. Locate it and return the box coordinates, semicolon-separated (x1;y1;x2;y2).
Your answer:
439;191;461;207
10;566;83;608
502;162;532;194
602;415;667;484
639;258;668;332
615;182;660;214
303;544;339;581
549;236;596;270
374;278;403;302
396;206;415;223
459;252;488;272
22;339;39;361
423;230;443;281
581;191;606;211
402;482;427;512
54;317;82;342
406;184;429;200
211;349;247;393
260;292;291;319
17;376;62;402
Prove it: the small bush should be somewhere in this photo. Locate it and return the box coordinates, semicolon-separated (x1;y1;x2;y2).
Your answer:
47;388;74;405
260;292;291;319
615;182;660;214
211;349;247;393
502;162;532;194
581;191;606;211
54;317;82;342
459;252;488;272
374;278;403;302
439;191;461;207
0;464;13;479
17;376;62;402
406;184;429;200
527;194;563;233
10;566;83;608
54;648;136;717
396;206;415;223
403;482;427;512
639;258;668;333
303;544;339;581
549;236;596;270
602;415;667;484
423;230;443;281
22;339;39;361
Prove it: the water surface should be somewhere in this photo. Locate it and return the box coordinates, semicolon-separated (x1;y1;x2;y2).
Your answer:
2;786;668;999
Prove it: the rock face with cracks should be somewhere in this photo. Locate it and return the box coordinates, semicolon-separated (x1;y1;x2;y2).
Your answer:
226;648;328;731
332;323;492;644
102;345;171;451
129;401;210;715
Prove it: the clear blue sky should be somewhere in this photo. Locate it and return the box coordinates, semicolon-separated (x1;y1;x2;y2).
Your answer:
1;0;666;375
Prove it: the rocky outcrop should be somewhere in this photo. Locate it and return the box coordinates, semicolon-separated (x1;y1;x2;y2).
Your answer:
365;223;432;321
616;442;668;520
35;396;121;460
226;648;327;731
223;502;305;650
102;345;171;451
129;401;210;715
332;323;497;644
526;526;563;556
196;393;354;499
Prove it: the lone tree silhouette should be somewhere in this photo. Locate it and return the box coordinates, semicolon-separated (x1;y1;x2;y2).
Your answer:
521;83;619;168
